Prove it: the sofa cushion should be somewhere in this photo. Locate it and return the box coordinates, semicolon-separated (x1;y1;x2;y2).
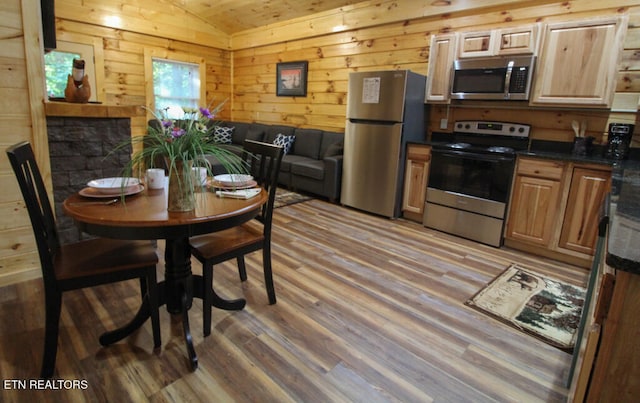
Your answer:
273;133;296;154
212;126;234;144
324;140;343;158
227;122;251;145
320;131;344;157
279;154;308;173
291;159;324;181
246;123;269;142
292;128;323;159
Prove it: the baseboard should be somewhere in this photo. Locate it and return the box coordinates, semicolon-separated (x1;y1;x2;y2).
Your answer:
504;238;592;269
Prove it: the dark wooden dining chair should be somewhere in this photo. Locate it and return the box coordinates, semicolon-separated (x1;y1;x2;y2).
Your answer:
6;141;161;378
190;140;284;336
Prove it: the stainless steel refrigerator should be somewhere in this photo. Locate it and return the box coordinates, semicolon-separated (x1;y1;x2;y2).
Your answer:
340;70;426;218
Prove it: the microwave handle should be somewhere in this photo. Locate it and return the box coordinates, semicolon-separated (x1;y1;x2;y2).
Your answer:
503;61;514;100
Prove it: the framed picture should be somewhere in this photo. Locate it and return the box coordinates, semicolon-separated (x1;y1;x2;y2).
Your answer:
276;61;308;97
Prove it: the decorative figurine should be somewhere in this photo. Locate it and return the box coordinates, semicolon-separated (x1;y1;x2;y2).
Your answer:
64;59;91;103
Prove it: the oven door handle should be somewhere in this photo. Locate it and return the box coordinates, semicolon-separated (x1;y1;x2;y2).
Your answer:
433;149;515;162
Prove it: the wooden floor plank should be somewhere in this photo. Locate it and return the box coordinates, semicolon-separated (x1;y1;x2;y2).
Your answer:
0;199;585;401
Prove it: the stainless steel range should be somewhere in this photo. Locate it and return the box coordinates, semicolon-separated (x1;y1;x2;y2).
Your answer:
424;121;531;247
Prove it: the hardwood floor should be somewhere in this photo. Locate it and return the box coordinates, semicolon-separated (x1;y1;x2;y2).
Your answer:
0;199;588;402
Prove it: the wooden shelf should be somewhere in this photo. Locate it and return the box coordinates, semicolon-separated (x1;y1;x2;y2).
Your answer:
44;102;144;118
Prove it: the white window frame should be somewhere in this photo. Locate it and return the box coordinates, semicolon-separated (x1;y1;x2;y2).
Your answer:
144;48;206;120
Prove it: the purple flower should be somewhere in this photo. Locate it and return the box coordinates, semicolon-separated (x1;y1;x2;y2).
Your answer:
199;107;213;119
171;127;186;138
161;119;172;128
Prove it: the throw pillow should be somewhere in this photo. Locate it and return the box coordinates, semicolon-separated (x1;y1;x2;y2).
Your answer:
273;133;296;154
324;141;343;158
212;126;234;144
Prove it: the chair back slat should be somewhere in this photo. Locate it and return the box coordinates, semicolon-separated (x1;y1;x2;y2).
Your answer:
6;142;60;284
242;140;284;228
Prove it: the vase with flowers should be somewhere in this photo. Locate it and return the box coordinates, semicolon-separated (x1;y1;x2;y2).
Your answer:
121;100;247;212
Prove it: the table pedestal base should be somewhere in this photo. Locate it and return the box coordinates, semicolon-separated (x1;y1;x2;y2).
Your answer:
98;238;246;371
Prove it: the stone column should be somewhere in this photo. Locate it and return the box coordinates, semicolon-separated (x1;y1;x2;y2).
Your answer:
46;117;132;244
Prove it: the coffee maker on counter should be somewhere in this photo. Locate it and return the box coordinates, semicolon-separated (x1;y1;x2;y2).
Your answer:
604;123;635;160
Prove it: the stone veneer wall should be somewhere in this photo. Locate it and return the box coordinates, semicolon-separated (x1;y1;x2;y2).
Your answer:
46;117;132;244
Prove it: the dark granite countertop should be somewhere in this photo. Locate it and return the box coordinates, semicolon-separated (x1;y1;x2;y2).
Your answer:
606;160;640;274
517;150;614;166
518;140;615;166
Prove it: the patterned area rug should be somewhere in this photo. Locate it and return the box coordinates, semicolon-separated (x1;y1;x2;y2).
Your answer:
466;264;586;351
274;188;313;209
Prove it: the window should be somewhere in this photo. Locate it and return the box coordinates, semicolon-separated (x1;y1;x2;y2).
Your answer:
44;41;97;102
144;49;206;121
152;58;200;119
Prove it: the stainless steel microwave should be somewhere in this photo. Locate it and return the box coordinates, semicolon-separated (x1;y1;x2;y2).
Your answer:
450;55;535;100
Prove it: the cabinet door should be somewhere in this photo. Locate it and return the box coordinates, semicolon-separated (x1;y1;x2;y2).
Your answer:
402;145;431;214
506;158;564;246
507;175;562;245
559;167;611;255
531;16;627;107
425;34;457;103
496;24;539;55
458;30;494;58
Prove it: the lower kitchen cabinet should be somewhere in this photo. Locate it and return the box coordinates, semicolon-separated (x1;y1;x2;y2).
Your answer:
560;167;612;255
506;158;564;246
402;144;431;222
505;156;611;267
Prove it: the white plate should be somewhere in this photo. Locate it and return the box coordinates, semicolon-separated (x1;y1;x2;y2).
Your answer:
212;174;253;187
79;184;144;198
87;177;140;194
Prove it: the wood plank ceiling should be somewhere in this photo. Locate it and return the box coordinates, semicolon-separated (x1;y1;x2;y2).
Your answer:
173;0;360;34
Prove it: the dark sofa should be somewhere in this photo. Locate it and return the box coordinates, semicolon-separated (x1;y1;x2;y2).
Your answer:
208;121;344;202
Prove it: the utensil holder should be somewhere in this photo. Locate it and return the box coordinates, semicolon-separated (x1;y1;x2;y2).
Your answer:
572;136;594;156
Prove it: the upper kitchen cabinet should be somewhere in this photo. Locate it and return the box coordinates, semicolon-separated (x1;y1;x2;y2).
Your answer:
425;33;457;103
530;16;628;108
458;30;494;58
496;25;541;55
457;24;540;58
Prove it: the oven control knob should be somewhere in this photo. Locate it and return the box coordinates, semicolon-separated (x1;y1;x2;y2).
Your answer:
518;127;525;133
509;126;515;132
465;124;471;129
456;123;463;129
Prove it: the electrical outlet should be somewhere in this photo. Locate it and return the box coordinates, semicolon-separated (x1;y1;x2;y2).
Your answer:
440;118;448;129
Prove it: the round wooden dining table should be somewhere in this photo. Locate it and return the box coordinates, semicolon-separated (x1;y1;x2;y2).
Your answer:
63;185;267;370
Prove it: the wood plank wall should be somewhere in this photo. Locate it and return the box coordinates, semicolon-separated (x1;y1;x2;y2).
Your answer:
1;0;639;286
0;0;51;285
52;19;234;140
1;1;233;285
231;1;640;140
